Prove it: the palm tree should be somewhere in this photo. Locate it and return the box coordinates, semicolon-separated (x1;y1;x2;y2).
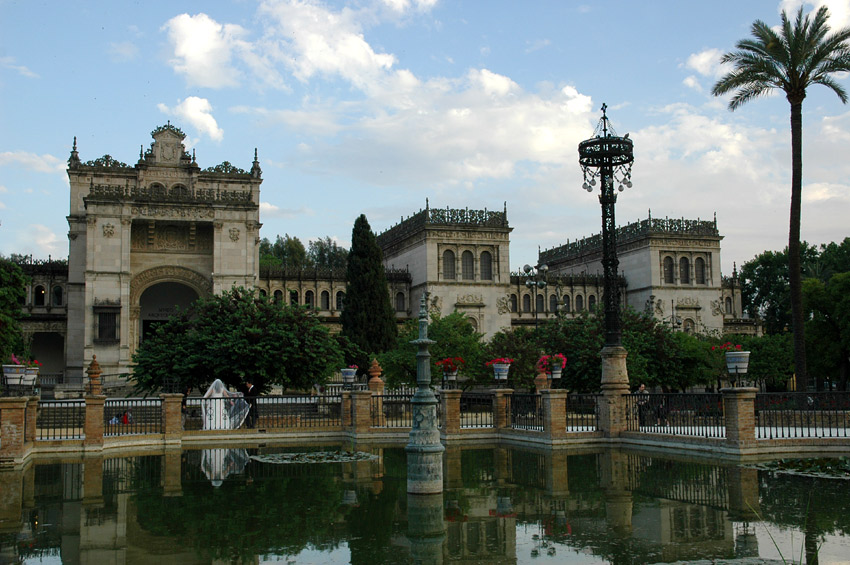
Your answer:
712;6;850;392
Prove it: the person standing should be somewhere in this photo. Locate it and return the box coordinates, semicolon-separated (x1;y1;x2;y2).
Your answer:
636;384;650;427
244;380;258;429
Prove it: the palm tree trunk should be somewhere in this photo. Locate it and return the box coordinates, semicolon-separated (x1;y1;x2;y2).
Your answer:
788;99;808;392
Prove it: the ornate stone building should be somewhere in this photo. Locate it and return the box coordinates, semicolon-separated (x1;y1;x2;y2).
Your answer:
15;123;755;390
63;124;262;382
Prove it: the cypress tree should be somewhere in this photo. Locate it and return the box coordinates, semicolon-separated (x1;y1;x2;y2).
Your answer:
341;215;397;362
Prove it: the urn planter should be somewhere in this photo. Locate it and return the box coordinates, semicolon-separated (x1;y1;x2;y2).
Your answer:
492;363;510;381
3;364;26;385
550;367;563;381
341;368;357;385
725;351;750;375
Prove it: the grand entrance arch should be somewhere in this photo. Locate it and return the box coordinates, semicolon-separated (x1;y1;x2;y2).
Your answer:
139;282;198;340
129;266;212;354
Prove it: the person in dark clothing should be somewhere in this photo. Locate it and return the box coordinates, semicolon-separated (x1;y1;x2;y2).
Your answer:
243;380;258;429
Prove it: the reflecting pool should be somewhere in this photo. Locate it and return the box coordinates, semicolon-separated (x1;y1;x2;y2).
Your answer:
1;446;849;564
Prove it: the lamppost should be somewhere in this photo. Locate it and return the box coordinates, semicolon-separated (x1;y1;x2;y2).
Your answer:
579;103;633;346
523;263;548;329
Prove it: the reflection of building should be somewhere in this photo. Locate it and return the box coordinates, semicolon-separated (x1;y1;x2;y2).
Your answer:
16;124;755;387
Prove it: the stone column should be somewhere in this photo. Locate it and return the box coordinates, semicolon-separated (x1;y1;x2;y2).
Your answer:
723;387;758;451
598;346;630;437
0;397;30;465
407;492;445;565
368;360;386;427
541;390;567;441
352;391;372;434
341;391;353;428
160;393;183;446
492;389;512;431
83;395;106;450
440;390;461;437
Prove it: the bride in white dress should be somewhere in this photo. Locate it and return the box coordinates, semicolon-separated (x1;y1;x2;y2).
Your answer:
201;379;250;430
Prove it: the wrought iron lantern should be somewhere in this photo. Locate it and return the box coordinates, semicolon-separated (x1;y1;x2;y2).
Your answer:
579;103;634;346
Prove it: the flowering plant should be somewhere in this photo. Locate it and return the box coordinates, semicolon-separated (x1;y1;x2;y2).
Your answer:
536;353;566;374
436;357;465;372
347;364;359;370
711;342;742;352
9;354;41;368
486;357;514;367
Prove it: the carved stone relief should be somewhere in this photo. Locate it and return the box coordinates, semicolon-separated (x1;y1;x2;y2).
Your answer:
497;295;511;314
456;294;483;306
429;294;442;313
229;227;240;242
102;223;115;238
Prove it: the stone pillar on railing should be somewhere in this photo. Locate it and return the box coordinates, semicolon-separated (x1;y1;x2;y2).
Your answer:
547;451;570;496
723;387;758;451
444;445;463;489
441;389;462;437
492;389;512;431
25;397;38;444
0;466;24;530
83;395;105;449
0;397;29;465
368;359;386;427
160;393;184;446
534;371;549;393
342;391;353;428
727;466;759;521
86;355;102;396
541;390;568;441
352;390;372;434
598;346;630;437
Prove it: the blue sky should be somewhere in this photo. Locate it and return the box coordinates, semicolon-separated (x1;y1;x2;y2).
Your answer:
2;0;850;274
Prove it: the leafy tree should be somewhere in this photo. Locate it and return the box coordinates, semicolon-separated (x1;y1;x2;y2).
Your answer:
0;257;27;362
713;5;850;392
818;237;850;280
259;234;308;269
485;327;542;391
378;311;486;388
308;236;348;270
341;215;396;368
131;287;344;393
725;333;795;391
804;272;850;390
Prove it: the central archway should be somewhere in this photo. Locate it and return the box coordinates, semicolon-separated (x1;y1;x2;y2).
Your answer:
139;282;199;340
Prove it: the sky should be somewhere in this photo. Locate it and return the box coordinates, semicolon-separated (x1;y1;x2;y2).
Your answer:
2;0;850;275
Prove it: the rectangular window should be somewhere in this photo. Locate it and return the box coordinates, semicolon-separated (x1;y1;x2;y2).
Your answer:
94;306;120;343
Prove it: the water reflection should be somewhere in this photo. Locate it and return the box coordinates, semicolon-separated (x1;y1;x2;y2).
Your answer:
1;447;849;563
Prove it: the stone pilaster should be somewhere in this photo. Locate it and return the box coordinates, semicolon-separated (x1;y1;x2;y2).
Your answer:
82;454;104;504
723;387;758;450
541;390;567;441
160;393;183;446
352;390;372;433
341;391;353;428
492;389;512;431
83;395;106;450
444;446;463;490
0;397;30;465
440;390;461;436
727;465;759;521
598;346;629;437
25;397;38;444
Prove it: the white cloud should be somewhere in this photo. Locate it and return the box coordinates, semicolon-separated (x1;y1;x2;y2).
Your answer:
685;48;724;77
381;0;438;13
260;202;313;218
0;151;65;173
162;13;246;88
525;39;551;54
29;225;62;257
0;56;38;78
780;0;850;29
157;97;224;141
683;75;702;92
108;41;139;62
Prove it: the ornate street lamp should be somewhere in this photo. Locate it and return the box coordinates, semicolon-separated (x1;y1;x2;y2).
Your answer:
523;263;548;329
579;104;634;346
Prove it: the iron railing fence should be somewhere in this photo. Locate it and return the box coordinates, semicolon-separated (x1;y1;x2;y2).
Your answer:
460;392;494;429
184;395;343;430
371;392;415;428
756;392;850;439
36;400;85;440
566;394;599;431
625;393;725;438
104;398;162;436
510;394;544;431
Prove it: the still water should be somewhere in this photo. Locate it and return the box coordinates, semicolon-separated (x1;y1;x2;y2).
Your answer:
1;446;849;564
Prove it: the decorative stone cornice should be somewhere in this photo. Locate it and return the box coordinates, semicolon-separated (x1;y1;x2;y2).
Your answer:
151;123;186;139
377;204;510;250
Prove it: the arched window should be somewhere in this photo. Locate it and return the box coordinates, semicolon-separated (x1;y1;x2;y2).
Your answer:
549;294;558;313
273;289;283;303
321;291;330;310
679;257;690;284
663;256;674;284
259;289;267;298
522;294;531;312
443;250;456;280
336;291;345;310
510;294;518;313
305;290;314;308
461;250;474;280
395;292;405;312
52;285;63;306
536;293;544;312
290;290;298;305
588;295;596;309
34;285;45;306
480;251;493;280
695;257;706;284
563;295;571;313
725;297;733;314
576;295;584;311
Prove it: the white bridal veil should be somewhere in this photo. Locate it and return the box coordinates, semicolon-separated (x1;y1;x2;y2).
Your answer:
201;379;250;430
